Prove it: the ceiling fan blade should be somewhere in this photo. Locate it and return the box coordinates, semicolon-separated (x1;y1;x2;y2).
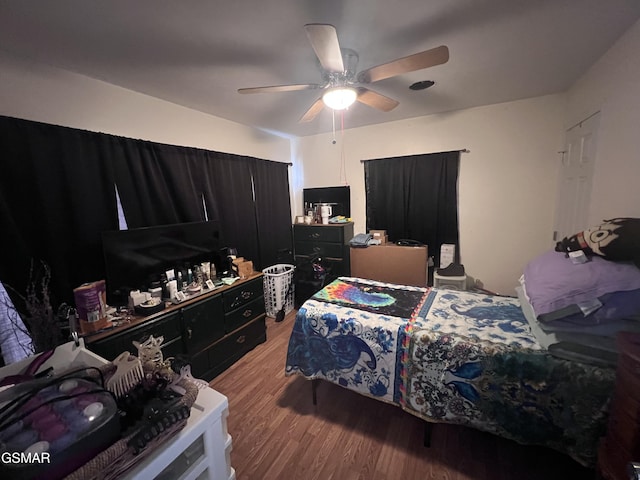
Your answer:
238;84;320;94
299;98;325;123
356;87;399;112
304;24;345;73
358;45;449;84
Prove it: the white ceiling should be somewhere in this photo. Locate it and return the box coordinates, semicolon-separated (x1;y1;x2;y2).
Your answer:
1;1;639;138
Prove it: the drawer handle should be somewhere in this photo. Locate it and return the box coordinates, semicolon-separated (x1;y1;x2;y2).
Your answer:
243;309;253;318
311;233;321;239
313;247;321;253
236;335;246;344
241;291;252;300
187;327;193;340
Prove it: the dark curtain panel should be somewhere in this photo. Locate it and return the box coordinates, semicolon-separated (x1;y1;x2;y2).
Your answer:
364;150;460;267
204;153;260;269
110;139;205;228
0;116;119;305
0;115;293;311
251;159;293;269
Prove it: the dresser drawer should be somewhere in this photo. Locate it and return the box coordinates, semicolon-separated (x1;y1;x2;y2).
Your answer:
616;360;640;402
618;332;640;364
160;336;185;359
225;296;265;333
294;254;349;276
607;401;640;452
294;241;344;258
619;350;640;380
129;311;183;345
612;379;640;424
294;225;344;243
88;311;183;361
189;348;211;379
88;336;127;362
598;437;631;480
223;277;263;311
325;256;350;276
182;294;225;354
208;317;266;375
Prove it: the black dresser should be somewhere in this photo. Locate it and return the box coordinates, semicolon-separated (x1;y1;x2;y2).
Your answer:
293;222;354;307
86;274;266;381
598;331;640;480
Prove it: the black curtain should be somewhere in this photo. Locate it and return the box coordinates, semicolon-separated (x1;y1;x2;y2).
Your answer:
204;153;259;270
0;117;119;305
110;139;206;228
251;159;293;269
0;115;292;310
364;150;460;267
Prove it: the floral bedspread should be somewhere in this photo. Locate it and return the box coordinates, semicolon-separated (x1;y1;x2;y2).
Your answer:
285;277;615;466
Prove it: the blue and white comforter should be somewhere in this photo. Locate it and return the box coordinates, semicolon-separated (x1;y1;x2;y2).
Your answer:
285;277;615;467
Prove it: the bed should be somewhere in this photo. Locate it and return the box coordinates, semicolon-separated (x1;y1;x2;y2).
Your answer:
285;276;616;467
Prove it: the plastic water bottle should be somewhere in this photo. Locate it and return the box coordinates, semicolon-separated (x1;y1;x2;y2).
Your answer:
210;262;217;280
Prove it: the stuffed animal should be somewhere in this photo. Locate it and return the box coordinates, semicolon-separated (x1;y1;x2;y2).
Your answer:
555;217;640;267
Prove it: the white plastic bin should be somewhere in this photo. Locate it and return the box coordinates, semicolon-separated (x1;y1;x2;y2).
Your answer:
262;264;295;318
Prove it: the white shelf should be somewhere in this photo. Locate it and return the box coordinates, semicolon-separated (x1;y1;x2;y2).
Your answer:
122;387;233;480
0;342;234;480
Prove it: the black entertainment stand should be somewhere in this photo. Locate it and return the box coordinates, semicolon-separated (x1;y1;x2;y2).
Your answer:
84;273;266;381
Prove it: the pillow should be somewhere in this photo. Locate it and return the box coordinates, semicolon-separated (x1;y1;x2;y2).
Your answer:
541;290;640;325
555;217;640;267
522;249;640;322
516;286;638;348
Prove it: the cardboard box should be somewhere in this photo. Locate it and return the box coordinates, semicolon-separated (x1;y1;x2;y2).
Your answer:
237;260;254;279
350;243;428;287
369;229;387;239
232;257;254;278
369;230;388;244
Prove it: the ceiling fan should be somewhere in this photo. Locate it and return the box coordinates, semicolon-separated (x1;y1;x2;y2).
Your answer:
238;24;449;123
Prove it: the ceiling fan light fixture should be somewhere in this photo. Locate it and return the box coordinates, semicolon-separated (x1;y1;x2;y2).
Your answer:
322;87;357;110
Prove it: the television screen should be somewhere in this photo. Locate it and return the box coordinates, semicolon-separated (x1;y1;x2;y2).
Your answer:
303;186;350;217
101;221;222;305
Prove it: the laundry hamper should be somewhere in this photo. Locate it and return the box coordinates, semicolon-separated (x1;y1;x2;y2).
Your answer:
262;264;295;318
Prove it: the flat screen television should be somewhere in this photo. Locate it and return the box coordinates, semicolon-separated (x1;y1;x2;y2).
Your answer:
101;221;222;305
303;186;350;217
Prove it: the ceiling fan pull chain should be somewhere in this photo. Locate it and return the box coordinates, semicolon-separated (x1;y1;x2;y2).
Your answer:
332;109;337;144
340;110;348;184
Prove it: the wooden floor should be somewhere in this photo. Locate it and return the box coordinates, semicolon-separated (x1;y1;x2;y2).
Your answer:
210;312;595;480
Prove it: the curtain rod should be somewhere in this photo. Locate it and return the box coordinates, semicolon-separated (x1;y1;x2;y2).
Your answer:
360;148;469;163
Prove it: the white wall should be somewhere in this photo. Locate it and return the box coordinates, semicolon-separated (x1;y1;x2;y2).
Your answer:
565;18;640;224
296;95;566;294
0;50;291;161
